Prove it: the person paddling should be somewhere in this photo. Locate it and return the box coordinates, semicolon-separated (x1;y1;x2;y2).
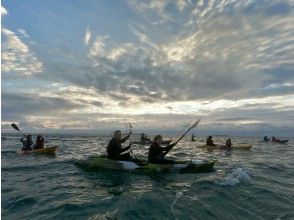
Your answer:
148;135;179;164
206;136;216;146
20;135;33;151
191;134;196;142
225;138;232;148
107;129;133;161
141;133;151;142
264;136;270;141
32;135;45;150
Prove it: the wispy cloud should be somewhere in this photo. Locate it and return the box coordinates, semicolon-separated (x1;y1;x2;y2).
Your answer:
84;27;91;46
18;29;30;38
1;6;8;16
1;28;43;76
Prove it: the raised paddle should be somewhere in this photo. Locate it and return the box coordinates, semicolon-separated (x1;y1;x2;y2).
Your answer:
176;118;201;143
163;118;201;156
11;123;27;137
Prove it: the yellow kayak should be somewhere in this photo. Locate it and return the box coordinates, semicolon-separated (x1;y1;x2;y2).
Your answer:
17;146;58;155
197;144;252;150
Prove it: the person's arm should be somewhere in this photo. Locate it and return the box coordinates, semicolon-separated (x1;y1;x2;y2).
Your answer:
120;144;132;153
161;142;178;156
121;128;132;143
121;134;130;143
19;138;25;143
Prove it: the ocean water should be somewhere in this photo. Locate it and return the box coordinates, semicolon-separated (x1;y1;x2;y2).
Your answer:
1;134;294;220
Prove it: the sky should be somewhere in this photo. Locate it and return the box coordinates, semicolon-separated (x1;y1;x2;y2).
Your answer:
1;0;294;136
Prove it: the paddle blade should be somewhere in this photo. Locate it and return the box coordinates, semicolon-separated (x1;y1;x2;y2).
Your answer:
192;118;201;129
11;123;20;131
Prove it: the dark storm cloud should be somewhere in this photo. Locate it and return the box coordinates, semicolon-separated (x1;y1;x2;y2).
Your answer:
1;93;84;121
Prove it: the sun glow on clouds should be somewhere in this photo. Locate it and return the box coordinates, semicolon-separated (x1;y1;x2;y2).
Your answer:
1;0;294;134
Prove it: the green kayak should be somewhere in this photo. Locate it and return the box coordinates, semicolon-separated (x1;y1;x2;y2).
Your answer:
75;155;216;174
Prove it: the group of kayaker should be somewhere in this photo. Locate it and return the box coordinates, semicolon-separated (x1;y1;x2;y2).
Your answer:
106;127;237;164
20;135;45;151
206;135;232;148
263;136;288;144
107;129;179;164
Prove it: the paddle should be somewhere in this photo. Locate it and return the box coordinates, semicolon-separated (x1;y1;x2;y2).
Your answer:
163;118;201;156
176;118;201;143
11;123;27;138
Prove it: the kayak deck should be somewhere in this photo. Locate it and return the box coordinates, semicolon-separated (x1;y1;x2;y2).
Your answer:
75;156;216;174
17;146;58;155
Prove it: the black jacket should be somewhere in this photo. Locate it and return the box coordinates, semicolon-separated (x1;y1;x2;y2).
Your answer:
148;142;176;163
107;134;130;160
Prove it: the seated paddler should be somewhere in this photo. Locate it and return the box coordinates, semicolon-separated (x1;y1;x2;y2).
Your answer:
148;135;179;164
107;129;133;161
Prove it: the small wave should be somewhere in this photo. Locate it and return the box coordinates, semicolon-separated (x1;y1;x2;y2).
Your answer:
217;167;251;186
88;209;118;220
3;197;37;211
170;191;183;214
1;150;16;154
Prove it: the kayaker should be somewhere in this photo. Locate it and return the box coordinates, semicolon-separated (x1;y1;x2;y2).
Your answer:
32;135;44;150
20;135;33;151
272;136;280;142
141;133;151;142
191;134;195;142
107;130;133;160
206;136;216;146
225;138;232;148
148;135;179;164
264;136;270;141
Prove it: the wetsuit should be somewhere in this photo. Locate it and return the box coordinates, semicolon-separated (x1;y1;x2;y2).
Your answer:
225;140;232;148
33;141;44;150
20;138;33;151
107;134;131;160
191;134;195;142
206;138;216;146
148;142;177;164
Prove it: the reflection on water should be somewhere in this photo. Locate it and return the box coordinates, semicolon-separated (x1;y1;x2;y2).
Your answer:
1;134;294;219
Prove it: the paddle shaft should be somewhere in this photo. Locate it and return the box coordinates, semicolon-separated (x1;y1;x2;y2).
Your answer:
163;118;201;156
11;123;27;138
176;119;201;143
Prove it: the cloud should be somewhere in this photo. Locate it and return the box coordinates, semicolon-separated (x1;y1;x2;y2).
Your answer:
1;28;43;76
1;93;85;121
18;29;30;38
1;0;294;134
1;6;8;16
84;27;91;46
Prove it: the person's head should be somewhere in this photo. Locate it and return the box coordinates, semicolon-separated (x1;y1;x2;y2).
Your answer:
154;135;163;144
141;133;144;136
27;135;32;141
208;135;212;139
227;138;231;142
37;135;44;142
114;130;122;139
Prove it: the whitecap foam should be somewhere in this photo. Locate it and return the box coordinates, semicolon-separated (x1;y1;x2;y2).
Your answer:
217;167;251;186
170;191;184;213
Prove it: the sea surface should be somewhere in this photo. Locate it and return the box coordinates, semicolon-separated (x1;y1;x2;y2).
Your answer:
1;134;294;220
